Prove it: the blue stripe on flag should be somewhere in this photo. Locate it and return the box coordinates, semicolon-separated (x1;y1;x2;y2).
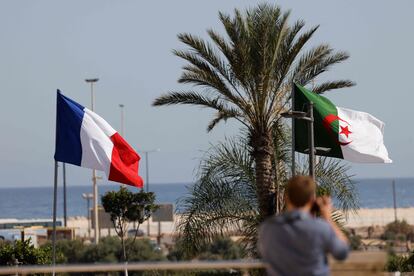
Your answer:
54;90;85;166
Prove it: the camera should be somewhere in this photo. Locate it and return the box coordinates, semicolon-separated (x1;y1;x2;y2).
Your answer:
311;200;320;215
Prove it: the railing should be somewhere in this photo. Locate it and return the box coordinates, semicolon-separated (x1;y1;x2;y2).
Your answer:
0;252;387;275
0;260;265;275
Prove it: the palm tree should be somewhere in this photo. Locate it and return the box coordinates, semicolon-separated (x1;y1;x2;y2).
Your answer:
177;134;358;257
153;3;354;219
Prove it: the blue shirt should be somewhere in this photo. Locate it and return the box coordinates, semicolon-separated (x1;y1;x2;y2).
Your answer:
258;210;349;276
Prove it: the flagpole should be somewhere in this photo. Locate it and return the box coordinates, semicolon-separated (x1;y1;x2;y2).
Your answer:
119;104;125;137
52;160;58;276
63;163;67;227
308;102;315;180
291;83;296;177
85;78;100;244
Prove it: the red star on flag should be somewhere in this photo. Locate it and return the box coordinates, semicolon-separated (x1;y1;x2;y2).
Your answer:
340;125;352;138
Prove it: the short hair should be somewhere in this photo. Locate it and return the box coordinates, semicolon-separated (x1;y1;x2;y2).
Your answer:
286;175;316;207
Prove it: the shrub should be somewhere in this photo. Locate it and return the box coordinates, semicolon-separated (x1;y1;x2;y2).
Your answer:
382;220;414;241
0;239;53;266
198;237;244;260
42;237;164;264
168;237;244;261
386;253;413;272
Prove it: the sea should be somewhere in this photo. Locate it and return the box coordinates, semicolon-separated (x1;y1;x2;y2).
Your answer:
0;178;413;220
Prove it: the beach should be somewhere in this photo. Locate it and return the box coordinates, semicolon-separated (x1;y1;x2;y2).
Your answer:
345;207;414;228
62;207;414;238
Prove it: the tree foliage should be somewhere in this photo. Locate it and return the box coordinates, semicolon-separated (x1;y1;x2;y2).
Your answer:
176;134;358;257
101;187;158;262
153;3;354;219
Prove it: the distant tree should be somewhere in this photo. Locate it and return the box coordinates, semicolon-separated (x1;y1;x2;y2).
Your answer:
101;187;158;263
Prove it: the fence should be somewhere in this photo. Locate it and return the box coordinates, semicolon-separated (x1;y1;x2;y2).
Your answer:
0;252;387;275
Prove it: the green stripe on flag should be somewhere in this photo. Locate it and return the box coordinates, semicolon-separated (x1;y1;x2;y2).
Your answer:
293;83;343;159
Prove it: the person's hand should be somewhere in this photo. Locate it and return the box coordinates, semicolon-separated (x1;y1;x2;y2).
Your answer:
316;195;349;245
316;196;333;221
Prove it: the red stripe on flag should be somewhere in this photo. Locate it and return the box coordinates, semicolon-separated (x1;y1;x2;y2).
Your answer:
108;132;144;188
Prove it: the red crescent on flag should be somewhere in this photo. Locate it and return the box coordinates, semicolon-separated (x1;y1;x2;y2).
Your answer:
322;114;352;146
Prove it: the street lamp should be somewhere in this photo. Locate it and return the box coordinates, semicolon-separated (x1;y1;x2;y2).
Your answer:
119;104;125;136
281;103;332;180
82;193;93;239
85;78;100;244
139;148;160;236
281;103;316;180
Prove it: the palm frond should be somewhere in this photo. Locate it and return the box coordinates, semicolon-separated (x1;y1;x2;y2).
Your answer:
177;33;229;82
207;109;240;132
293;50;351;87
177;137;257;257
153;91;222;109
266;24;318;116
174;35;248;110
311;80;356;94
290;44;331;84
297;155;359;214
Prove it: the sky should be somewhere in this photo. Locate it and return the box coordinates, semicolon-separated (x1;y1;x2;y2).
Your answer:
0;0;413;187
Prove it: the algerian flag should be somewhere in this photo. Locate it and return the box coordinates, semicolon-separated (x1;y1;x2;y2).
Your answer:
294;83;392;163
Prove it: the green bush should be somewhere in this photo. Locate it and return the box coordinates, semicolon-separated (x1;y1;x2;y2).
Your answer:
42;236;165;264
53;239;87;263
386;253;412;272
198;237;244;261
81;237;122;263
382;220;414;241
168;237;245;262
0;239;53;266
127;238;164;262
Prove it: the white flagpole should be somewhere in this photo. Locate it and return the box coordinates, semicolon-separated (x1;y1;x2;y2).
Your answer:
52;160;58;276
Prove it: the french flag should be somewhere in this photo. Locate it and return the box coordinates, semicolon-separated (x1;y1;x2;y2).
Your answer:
54;90;144;188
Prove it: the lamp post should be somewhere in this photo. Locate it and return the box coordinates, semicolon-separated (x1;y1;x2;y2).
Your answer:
85;78;100;244
281;104;316;180
392;180;397;222
140;149;160;236
119;104;125;136
82;193;93;239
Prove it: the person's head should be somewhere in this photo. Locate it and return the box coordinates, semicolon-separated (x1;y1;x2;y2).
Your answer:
285;175;316;210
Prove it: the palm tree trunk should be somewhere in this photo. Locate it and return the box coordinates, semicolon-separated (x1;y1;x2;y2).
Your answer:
252;131;274;219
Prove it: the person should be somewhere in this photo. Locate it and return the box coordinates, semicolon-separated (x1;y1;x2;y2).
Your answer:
258;175;349;276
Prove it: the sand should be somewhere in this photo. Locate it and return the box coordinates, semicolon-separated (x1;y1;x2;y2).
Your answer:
345;207;414;228
64;208;414;238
